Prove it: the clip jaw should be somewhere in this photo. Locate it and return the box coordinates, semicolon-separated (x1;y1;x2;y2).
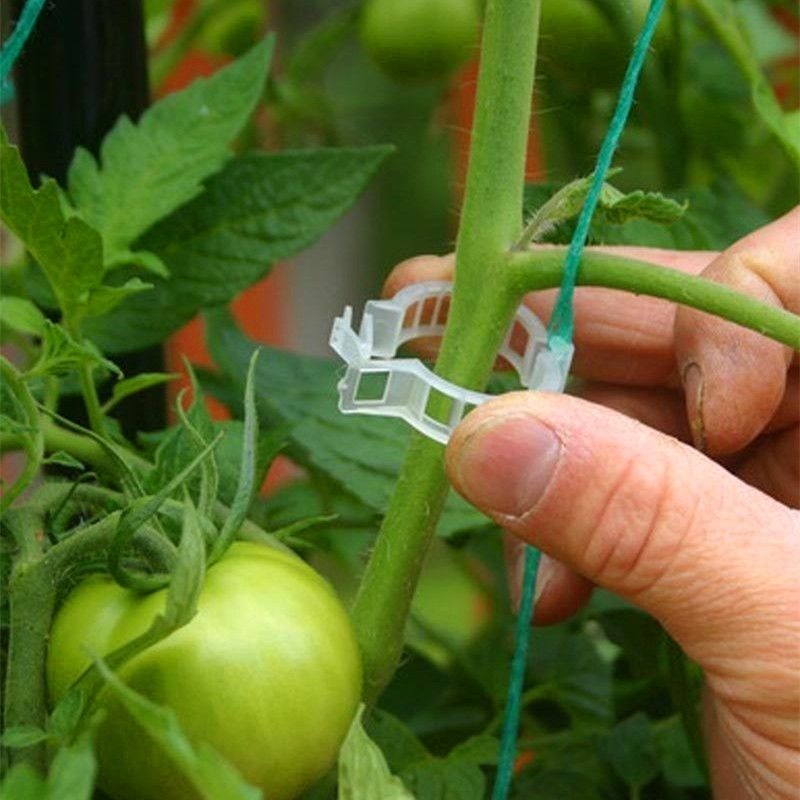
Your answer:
330;281;573;444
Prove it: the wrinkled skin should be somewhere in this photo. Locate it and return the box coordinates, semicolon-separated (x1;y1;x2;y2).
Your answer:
48;541;362;800
386;207;800;799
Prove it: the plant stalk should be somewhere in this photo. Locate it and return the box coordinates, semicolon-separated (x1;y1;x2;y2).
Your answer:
4;557;57;770
352;0;542;702
507;249;800;349
78;363;107;437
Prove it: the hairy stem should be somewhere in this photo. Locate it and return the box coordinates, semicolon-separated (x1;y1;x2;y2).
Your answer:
352;0;542;702
78;363;107;437
507;249;800;349
4;556;57;770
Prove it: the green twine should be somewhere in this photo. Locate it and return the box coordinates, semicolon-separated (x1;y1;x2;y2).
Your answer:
548;0;668;343
0;0;46;105
491;1;667;797
491;546;541;800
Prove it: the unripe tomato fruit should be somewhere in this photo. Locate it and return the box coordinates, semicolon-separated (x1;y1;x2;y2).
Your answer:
359;0;481;82
47;541;362;800
538;0;670;91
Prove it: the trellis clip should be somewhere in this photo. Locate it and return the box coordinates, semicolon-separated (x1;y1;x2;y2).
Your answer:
329;281;573;444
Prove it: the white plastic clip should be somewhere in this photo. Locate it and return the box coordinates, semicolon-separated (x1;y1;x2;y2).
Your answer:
329;281;574;444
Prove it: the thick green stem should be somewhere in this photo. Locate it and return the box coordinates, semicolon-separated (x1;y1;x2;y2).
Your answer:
0;419;151;476
507;249;800;349
78;363;107;437
352;0;542;702
4;558;57;770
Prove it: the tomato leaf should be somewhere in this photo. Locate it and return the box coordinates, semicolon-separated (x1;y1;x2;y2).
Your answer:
204;311;491;539
523;178;769;250
101;372;180;414
81;277;153;320
174;384;220;520
212;349;260;560
0;296;47;337
0;126;104;323
42;451;85;471
162;493;207;629
0;763;48;800
92;656;261;800
0;357;44;511
46;723;99;800
599;713;660;790
0;725;50;748
519;170;686;245
47;688;89;742
66;38;274;265
339;706;416;800
365;709;498;800
25;321;121;380
86;145;393;353
511;770;605;800
688;0;800;166
108;432;219;590
654;716;706;788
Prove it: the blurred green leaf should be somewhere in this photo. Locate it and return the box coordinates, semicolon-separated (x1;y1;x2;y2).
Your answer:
82;278;153;319
46;725;98;800
0;725;50;748
512;769;604;800
102;372;179;414
366;710;497;800
43;452;85;470
0;296;46;336
596;608;666;678
688;0;800;166
654;716;707;788
0;763;48;800
339;706;415;800
600;713;660;790
528;627;613;723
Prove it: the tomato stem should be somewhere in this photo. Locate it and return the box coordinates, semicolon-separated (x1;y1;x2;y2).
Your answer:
4;556;57;770
351;0;543;703
507;248;800;349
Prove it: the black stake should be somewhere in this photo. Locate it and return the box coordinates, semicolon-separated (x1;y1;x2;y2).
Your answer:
12;0;167;434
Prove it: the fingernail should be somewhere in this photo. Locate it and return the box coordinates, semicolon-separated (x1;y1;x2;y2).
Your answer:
455;414;561;518
533;553;555;606
682;362;706;451
510;550;555;614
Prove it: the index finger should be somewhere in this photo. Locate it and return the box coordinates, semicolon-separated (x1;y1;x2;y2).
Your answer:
383;246;717;386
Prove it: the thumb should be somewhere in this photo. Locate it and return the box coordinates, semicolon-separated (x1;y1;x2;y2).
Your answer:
445;392;798;667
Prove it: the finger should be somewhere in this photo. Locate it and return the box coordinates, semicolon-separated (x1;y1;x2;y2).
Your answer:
445;392;799;683
675;207;800;456
525;244;712;385
384;248;716;385
504;536;594;625
574;383;690;441
735;425;800;508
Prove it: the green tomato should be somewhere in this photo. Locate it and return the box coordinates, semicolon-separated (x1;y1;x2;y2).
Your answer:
47;541;362;800
538;0;624;91
359;0;481;82
538;0;670;92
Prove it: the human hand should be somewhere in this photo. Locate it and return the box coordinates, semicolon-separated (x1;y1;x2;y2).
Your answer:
384;207;799;798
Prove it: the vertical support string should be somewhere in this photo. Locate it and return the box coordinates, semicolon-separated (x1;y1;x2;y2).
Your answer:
0;0;47;101
491;2;667;797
